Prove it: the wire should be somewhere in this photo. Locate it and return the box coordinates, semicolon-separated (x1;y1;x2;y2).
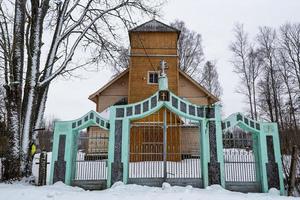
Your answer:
125;5;158;72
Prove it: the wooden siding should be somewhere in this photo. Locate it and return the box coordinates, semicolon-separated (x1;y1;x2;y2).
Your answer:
91;29;215;110
130;108;181;162
181;127;200;156
87;126;109;154
128;31;179;104
130;32;178;49
178;73;210;105
96;72;129;112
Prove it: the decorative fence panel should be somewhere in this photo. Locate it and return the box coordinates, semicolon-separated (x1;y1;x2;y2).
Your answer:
72;128;109;190
128;108;202;187
223;130;261;192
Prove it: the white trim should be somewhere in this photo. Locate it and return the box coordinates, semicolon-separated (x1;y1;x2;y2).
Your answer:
147;71;159;85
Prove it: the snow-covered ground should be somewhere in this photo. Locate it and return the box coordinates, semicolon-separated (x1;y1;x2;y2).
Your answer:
0;181;296;200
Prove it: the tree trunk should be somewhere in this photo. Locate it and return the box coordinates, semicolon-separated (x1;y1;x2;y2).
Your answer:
3;0;27;180
265;73;274;122
252;80;258;120
21;0;49;176
269;60;280;124
247;85;254;119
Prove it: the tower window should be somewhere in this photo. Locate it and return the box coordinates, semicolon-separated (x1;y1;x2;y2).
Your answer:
148;71;159;84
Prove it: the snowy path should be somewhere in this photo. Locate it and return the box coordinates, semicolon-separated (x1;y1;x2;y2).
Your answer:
0;181;297;200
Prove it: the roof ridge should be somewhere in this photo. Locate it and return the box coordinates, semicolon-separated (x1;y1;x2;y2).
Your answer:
129;19;180;32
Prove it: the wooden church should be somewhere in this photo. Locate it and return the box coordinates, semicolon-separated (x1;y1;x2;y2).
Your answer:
87;19;218;162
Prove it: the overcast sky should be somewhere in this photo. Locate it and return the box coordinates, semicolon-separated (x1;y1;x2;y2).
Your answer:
45;0;300;121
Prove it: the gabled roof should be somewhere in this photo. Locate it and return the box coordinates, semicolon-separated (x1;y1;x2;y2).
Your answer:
129;19;180;33
88;68;129;103
88;68;219;104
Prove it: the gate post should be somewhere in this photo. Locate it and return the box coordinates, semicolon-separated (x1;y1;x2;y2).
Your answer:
122;118;130;184
252;133;262;189
257;127;268;192
215;105;225;187
107;107;115;187
200;119;209;188
108;107;124;187
207;105;223;186
265;123;285;195
50;121;73;185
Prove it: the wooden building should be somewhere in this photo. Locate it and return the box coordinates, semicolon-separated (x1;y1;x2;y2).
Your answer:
87;19;218;161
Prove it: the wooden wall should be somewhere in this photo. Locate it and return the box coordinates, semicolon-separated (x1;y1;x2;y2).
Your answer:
130;108;181;162
97;73;129;112
128;32;179;104
178;73;210;105
181;127;200;156
87;127;109;154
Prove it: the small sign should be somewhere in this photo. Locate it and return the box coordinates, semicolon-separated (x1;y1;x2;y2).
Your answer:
159;90;170;101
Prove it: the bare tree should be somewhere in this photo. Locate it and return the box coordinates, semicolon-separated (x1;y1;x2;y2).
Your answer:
0;0;160;179
200;61;222;98
230;22;300;195
278;51;298;130
257;26;284;127
170;20;204;79
248;48;262;120
278;23;300;130
111;46;130;76
230;24;256;119
1;0;26;179
279;23;300;92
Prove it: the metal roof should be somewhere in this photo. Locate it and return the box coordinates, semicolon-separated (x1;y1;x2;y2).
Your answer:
129;19;180;33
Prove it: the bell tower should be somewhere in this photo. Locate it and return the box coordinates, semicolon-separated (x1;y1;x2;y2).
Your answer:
128;19;180;103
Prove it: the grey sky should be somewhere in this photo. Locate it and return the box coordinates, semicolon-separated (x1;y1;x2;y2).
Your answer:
45;0;300;121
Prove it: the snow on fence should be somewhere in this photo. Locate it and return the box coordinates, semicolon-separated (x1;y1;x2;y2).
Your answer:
224;149;257;182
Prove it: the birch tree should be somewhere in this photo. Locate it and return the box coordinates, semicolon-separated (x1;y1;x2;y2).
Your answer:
170;20;204;79
0;0;160;179
230;24;256;119
257;26;283;126
200;61;222;98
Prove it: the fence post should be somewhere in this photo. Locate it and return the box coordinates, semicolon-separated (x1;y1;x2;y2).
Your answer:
288;145;299;196
38;151;48;186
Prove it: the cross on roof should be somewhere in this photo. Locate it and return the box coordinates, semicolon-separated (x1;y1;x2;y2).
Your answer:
160;60;167;77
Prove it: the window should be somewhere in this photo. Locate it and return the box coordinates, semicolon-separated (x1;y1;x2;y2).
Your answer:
148;71;159;84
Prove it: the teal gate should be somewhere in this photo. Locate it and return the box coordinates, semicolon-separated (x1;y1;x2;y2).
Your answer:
50;67;285;194
128;108;202;187
223;129;261;192
72;129;109;190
